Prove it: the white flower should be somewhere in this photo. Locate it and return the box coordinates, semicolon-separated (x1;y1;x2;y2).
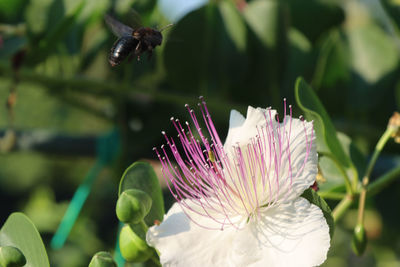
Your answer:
148;99;330;267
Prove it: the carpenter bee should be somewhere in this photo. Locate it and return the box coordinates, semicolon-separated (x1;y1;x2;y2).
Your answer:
105;14;172;67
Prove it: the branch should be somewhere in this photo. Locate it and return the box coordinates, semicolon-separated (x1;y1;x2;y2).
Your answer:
0;129;97;156
0;61;245;115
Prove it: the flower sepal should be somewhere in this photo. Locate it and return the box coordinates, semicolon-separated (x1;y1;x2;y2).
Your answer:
352;223;367;256
0;246;26;267
116;189;152;224
119;225;153;262
88;251;117;267
118;162;164;227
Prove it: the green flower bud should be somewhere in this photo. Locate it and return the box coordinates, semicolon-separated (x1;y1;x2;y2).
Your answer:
116;189;152;224
119;225;153;262
88;251;117;267
0;246;26;267
352;224;367;256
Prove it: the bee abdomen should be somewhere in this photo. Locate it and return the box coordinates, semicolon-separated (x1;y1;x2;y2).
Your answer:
109;36;138;67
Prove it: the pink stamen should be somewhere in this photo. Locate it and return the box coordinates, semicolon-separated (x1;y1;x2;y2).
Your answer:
155;99;314;230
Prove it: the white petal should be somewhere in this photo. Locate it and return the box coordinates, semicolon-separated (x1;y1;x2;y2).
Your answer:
146;202;240;266
229;109;246;128
147;198;330;267
224;106;277;150
270;118;318;203
232;197;330;267
223;106;317;205
224;109;245;149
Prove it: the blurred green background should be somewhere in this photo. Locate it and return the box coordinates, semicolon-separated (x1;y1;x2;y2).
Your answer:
0;0;399;266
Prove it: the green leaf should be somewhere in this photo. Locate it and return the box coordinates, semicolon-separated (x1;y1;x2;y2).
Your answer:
163;3;247;95
243;0;286;49
25;0;55;39
312;29;351;89
347;22;399;84
396;81;400;109
301;188;334;238
0;213;50;267
25;0;85;65
0;0;26;21
119;162;164;226
347;23;399;83
336;132;366;180
0;246;26;267
116;0;157;16
219;0;247;52
89;251;117;267
285;29;313;95
319;132;366;192
284;0;344;43
0;37;27;60
380;0;400;33
242;0;288;104
295;77;352;169
318;156;345;192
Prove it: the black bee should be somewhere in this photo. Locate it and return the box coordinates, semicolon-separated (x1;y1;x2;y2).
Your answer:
105;14;172;67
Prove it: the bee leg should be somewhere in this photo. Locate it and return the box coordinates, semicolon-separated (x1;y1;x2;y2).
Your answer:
135;42;142;61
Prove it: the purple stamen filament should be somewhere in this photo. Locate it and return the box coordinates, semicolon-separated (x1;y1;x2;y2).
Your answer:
154;99;313;230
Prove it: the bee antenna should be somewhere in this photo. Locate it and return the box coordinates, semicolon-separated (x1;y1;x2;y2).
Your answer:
159;23;174;32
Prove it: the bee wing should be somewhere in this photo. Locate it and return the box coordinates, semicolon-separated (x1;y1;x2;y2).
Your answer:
104;14;133;37
125;9;143;30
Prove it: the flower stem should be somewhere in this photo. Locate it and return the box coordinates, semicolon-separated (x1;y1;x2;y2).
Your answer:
365;128;394;182
0;62;245;115
318;191;346;200
367;165;400;196
357;127;393;225
332;194;354;222
332;127;395;223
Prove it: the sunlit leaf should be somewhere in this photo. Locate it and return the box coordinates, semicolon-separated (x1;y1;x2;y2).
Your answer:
243;0;286;48
295;77;352;169
25;0;85;65
25;0;54;40
347;23;399;84
119;161;164;226
0;213;49;267
219;0;247;52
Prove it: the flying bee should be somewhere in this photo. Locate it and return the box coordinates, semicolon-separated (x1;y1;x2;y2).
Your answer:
105;14;172;67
